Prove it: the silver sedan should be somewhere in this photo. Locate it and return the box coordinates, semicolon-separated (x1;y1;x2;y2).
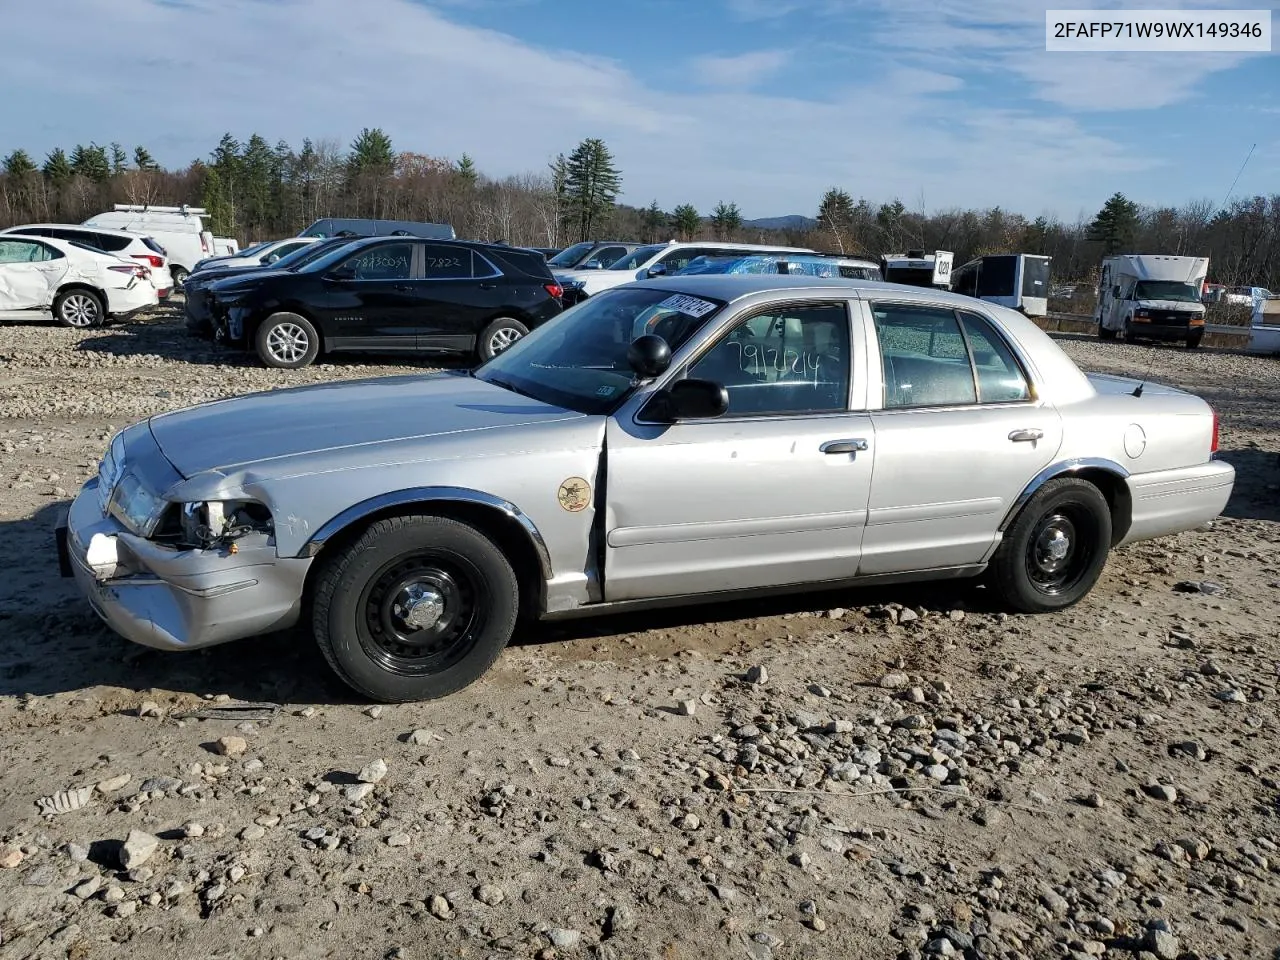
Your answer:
57;275;1235;702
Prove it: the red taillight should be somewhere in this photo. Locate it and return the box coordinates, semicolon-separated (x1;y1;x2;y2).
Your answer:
1210;409;1219;454
132;253;164;268
545;283;563;299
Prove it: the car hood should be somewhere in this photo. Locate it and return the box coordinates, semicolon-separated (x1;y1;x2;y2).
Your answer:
147;371;586;478
207;268;294;292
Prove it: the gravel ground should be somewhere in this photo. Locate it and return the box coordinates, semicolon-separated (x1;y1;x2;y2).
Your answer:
1;305;1278;960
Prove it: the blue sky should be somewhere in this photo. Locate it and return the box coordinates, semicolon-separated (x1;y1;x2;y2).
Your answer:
1;0;1276;221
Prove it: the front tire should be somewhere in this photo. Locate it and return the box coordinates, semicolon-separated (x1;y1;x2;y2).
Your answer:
312;515;519;702
477;317;529;362
255;312;320;369
1186;330;1204;349
53;289;104;328
988;478;1112;613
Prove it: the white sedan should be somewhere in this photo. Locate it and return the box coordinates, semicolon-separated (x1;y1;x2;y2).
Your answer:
0;234;158;327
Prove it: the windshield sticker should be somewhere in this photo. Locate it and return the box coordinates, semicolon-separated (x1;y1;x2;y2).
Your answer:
658;293;719;318
595;385;616;397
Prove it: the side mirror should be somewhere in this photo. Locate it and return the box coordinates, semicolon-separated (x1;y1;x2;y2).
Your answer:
262;253;279;264
328;264;357;281
1112;285;1121;297
583;259;602;270
627;334;671;378
644;378;729;422
646;263;667;278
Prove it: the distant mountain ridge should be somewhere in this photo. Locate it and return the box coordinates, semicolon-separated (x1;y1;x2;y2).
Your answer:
744;214;817;231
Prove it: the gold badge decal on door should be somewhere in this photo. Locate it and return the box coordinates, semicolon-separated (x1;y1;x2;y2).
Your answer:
557;477;591;512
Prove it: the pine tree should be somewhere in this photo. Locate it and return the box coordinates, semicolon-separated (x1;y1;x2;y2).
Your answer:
240;133;276;233
456;153;478;186
348;127;395;174
817;188;855;253
200;165;235;235
564;138;621;242
110;142;128;175
133;146;159;171
641;200;667;243
1086;192;1140;255
70;143;110;183
3;149;37;177
671;204;701;241
710;201;743;240
43;148;73;185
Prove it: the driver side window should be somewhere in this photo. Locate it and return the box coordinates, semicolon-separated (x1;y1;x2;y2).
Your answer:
686;302;851;416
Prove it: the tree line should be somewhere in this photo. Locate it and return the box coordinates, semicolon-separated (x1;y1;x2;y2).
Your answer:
1;131;1277;289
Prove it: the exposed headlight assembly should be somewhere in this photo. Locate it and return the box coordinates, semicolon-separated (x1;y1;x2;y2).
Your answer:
178;500;274;548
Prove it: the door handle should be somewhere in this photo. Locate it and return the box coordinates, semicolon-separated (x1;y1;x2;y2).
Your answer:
1009;428;1045;442
478;282;497;290
820;438;869;455
392;283;413;291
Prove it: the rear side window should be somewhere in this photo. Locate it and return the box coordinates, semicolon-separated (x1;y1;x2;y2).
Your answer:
95;233;132;252
957;311;1031;402
420;244;470;279
142;236;166;255
345;242;414;280
874;304;976;408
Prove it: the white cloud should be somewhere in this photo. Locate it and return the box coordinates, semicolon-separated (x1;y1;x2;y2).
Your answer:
691;49;790;88
0;0;1251;220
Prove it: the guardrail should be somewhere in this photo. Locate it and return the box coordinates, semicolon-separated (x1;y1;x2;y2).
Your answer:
1036;312;1252;347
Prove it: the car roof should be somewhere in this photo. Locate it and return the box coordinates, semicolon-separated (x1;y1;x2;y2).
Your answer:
0;222;148;240
635;273;975;303
0;232;122;257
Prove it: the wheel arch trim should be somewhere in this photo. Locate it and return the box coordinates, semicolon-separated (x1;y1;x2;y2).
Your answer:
997;457;1131;533
295;486;553;580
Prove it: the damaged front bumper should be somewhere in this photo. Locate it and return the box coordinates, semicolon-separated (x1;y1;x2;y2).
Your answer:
56;478;312;652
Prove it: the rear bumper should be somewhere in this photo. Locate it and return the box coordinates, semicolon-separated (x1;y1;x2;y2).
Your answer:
1119;460;1235;545
105;283;159;317
59;478;311;652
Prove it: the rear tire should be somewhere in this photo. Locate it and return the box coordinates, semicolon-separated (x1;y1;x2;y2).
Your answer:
477;317;529;362
1097;322;1116;341
53;289;104;328
171;266;189;290
312;515;519;702
255;312;320;369
988;477;1112;613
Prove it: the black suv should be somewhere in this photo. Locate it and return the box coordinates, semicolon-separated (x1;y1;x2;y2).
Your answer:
209;236;564;368
186;235;362;338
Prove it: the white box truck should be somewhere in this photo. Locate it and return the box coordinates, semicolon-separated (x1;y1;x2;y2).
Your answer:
82;205;215;289
1095;254;1209;348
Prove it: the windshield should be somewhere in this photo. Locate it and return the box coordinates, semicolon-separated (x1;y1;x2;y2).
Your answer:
232;241;273;259
606;244;668;271
474;286;727;415
677;255;774;276
296;239;374;273
547;242;595;267
1134;280;1201;303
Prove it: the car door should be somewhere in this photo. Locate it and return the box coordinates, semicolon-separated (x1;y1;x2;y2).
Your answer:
414;246;501;353
603;298;875;601
857;299;1064;576
0;239;68;310
317;240;422;351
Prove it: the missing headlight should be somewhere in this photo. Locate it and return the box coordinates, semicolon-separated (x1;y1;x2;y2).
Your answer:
172;500;274;549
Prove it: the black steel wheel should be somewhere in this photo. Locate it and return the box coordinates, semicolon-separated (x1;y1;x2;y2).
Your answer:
988;477;1112;612
313;515;519;702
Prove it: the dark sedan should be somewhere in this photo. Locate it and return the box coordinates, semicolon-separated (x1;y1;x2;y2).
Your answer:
208;236;563;368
